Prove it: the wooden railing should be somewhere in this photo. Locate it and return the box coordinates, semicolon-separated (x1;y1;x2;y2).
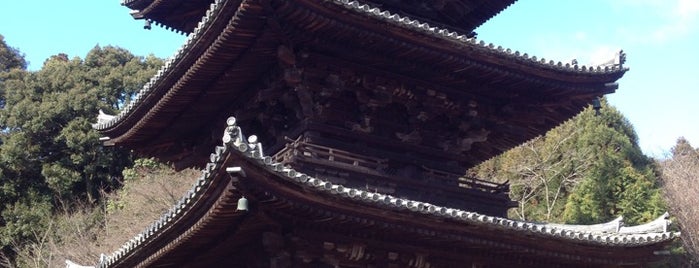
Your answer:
297;142;388;171
421;166;509;194
273;139;508;195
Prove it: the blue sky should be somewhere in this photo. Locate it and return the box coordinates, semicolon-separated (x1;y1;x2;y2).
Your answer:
1;0;697;158
477;0;699;158
0;0;184;68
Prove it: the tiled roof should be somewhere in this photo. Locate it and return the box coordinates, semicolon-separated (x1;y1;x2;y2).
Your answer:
94;0;226;131
94;0;627;132
97;117;678;267
220;117;677;246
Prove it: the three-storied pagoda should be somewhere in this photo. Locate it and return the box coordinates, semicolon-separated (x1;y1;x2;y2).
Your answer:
91;0;677;267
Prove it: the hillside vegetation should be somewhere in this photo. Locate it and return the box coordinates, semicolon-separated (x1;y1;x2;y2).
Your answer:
0;35;164;266
469;101;665;225
2;159;197;267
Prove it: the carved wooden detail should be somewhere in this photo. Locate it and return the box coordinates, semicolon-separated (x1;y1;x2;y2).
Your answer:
225;47;515;215
239;48;500;166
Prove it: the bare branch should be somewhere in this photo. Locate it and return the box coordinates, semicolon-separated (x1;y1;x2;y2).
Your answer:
659;150;699;261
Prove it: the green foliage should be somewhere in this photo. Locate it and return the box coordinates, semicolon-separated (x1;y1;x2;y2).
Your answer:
0;35;26;72
1;197;52;247
471;99;666;224
107;158;162;212
562;100;664;225
0;38;163;263
123;158;161;182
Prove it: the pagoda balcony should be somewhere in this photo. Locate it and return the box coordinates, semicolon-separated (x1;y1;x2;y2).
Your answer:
272;135;515;217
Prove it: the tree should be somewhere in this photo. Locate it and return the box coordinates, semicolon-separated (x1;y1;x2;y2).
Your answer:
0;35;26;72
475;126;591;222
0;42;162;260
562;100;664;225
659;138;699;262
470;99;665;225
0;35;27;111
671;137;695;157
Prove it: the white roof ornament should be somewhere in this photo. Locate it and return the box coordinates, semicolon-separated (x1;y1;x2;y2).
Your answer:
619;212;671;234
65;259;94;268
92;109;116;128
545;216;623;234
598;50;626;68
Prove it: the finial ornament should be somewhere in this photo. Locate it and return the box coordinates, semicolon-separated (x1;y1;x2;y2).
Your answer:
618;50;626;67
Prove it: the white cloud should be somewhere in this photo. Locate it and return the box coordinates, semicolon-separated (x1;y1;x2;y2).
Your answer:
499;0;698;66
588;46;621;66
676;0;699;19
617;0;699;44
528;31;622;67
573;32;588;42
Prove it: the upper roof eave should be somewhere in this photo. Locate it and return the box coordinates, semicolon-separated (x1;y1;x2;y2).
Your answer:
321;0;629;78
95;0;233;137
122;0;518;34
94;0;628;140
121;0;153;10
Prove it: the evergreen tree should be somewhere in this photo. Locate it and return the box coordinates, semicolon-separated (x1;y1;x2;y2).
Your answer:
562;100;664;225
0;40;162;259
0;35;27;111
470;99;665;224
0;35;25;72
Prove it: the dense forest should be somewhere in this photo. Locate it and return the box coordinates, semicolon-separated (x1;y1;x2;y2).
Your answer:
0;35;697;267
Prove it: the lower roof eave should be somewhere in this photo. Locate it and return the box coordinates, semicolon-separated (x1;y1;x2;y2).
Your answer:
97;118;677;267
229;152;674;266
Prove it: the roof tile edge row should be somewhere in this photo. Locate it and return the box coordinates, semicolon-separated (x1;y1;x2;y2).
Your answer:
96;148;229;267
95;0;226;131
121;0;139;6
332;0;627;74
97;116;678;267
94;0;627;131
218;117;677;246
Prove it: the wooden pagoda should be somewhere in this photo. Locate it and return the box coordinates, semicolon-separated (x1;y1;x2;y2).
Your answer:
91;0;678;267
